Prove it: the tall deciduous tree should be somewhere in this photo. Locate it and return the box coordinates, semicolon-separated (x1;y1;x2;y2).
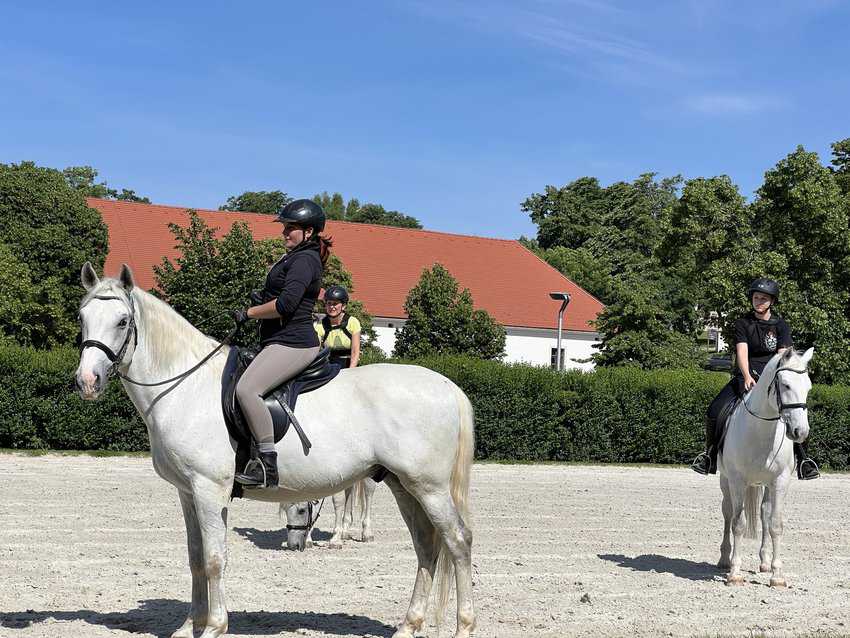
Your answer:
219;190;291;215
63;166;150;203
750;146;850;383
0;162;109;347
393;264;505;359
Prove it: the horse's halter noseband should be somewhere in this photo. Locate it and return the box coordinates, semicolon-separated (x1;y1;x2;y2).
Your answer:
286;499;324;533
742;365;809;422
79;294;138;380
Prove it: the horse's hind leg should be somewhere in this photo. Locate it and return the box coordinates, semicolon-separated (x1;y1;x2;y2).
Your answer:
718;475;732;570
191;481;231;638
416;489;475;638
361;478;377;543
759;486;772;573
171;491;208;638
385;474;440;638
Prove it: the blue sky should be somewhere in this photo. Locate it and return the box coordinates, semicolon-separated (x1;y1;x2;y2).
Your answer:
1;1;848;239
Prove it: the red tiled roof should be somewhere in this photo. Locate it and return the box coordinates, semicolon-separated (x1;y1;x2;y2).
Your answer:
90;198;603;331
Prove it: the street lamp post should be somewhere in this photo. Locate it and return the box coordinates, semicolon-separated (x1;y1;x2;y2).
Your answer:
549;292;571;371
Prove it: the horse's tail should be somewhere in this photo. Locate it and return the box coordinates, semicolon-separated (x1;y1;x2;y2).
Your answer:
744;485;763;539
432;383;475;627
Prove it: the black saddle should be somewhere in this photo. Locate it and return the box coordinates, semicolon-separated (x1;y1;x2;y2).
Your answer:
716;396;740;456
221;346;340;498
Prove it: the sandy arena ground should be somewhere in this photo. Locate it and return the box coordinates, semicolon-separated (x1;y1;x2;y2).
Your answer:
1;454;849;638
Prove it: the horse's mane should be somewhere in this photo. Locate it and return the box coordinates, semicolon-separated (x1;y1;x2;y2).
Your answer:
83;280;224;369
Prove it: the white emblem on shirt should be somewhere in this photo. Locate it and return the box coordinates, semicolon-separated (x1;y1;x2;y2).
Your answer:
764;331;778;352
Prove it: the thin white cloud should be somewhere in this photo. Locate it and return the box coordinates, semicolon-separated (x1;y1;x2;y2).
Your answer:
684;93;789;115
401;0;686;77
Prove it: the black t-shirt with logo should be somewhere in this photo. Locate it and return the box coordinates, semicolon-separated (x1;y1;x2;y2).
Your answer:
733;312;792;375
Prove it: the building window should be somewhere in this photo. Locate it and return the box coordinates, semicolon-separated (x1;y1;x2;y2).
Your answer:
550;347;565;370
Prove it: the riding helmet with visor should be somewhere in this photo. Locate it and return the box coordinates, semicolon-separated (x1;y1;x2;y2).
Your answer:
747;277;780;302
323;285;349;304
276;199;326;233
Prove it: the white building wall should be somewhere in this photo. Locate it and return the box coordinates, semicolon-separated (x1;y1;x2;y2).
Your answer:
370;318;597;370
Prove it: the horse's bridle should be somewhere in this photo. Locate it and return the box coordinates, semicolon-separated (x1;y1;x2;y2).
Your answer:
79;291;236;387
79;294;138;380
742;365;809;422
286;498;325;533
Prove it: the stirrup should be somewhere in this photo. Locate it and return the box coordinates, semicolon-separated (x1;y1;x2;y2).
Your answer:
691;452;711;476
797;458;820;481
235;458;272;489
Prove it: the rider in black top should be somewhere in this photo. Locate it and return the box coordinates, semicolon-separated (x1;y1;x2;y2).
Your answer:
691;278;820;480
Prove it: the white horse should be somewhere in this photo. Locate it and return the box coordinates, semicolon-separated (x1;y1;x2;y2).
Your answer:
283;477;379;550
717;347;814;587
74;263;476;638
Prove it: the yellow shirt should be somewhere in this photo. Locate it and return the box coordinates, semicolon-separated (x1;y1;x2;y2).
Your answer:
314;315;362;351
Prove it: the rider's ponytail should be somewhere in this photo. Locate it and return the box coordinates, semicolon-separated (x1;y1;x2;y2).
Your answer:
316;234;333;266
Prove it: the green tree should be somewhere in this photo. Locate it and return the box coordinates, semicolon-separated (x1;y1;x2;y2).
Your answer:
539;246;613;304
219;190;291;215
313;191;347;220
592;276;701;369
62;165;150;203
0;162;109;347
393;264;505;359
830;138;850;196
749;145;850;383
346;202;422;228
313;192;422;228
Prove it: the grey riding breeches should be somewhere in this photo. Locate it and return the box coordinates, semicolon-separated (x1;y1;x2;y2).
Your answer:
235;344;320;446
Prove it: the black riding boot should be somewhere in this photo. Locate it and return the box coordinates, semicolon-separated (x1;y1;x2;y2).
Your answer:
793;441;820;480
692;417;718;475
235;450;279;489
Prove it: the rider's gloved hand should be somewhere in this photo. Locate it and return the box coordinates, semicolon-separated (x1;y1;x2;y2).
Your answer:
230;309;251;326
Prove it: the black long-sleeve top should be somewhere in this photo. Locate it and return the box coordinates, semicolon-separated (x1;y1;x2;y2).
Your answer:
258;242;322;348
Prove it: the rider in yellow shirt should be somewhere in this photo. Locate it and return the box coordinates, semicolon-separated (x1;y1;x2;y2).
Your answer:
315;285;361;368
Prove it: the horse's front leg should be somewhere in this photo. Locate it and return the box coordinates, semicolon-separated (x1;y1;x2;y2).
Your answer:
329;490;347;549
768;476;790;588
342;485;355;540
718;475;732;570
361;478;377;543
726;481;747;585
192;480;231;638
171;491;208;638
759;487;772;573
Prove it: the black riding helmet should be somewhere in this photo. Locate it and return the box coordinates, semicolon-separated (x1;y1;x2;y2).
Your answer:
323;285;349;304
276;199;326;233
748;277;780;302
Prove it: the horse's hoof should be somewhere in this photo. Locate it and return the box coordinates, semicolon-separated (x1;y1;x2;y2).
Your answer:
305;539;313;549
726;575;744;586
171;618;194;638
362;532;375;543
328;540;343;549
759;563;771;573
717;560;731;570
770;577;787;588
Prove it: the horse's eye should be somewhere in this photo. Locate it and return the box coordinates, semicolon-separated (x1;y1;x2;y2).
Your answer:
118;318;128;328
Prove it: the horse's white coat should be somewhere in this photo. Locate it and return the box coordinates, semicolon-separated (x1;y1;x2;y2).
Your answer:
717;347;814;587
75;264;476;638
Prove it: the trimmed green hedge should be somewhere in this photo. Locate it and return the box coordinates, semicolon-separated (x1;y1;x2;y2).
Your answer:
0;346;147;450
2;346;849;470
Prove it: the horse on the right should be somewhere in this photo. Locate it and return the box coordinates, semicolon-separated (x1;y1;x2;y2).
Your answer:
718;347;814;587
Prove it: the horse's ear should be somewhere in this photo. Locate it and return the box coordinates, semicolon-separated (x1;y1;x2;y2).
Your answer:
119;264;135;291
81;261;99;291
801;347;814;367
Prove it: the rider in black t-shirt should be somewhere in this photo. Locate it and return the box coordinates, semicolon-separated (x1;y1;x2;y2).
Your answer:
691;278;820;480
